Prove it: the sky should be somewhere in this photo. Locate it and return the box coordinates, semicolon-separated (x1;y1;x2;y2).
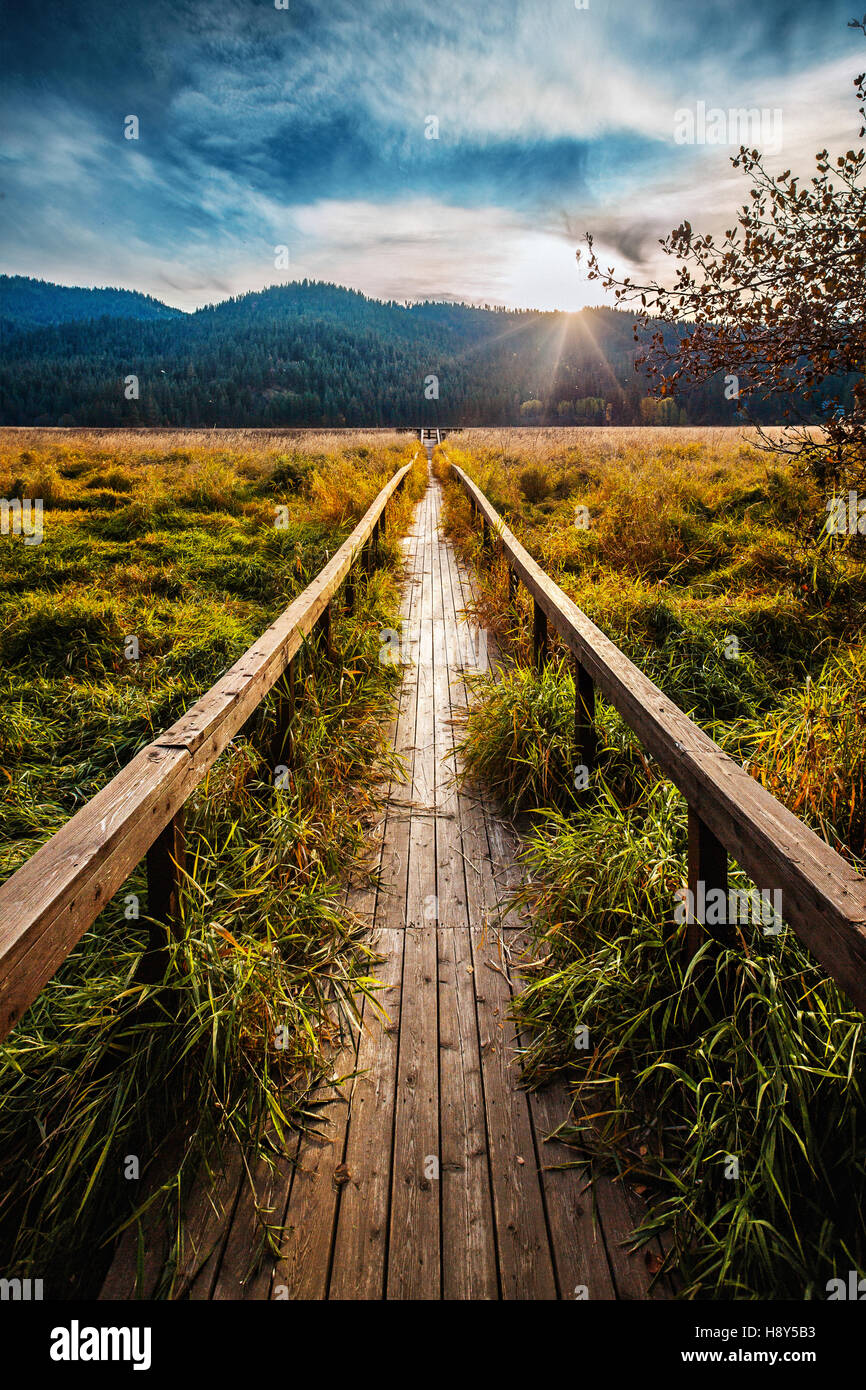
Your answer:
1;0;863;313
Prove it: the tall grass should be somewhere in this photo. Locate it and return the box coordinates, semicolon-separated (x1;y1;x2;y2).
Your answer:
0;430;426;1295
513;786;866;1300
444;428;866;1299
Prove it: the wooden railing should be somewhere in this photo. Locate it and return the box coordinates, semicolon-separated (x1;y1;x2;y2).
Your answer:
450;461;866;1013
0;460;414;1041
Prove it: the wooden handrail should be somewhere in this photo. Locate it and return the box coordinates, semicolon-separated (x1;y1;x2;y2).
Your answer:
449;460;866;1013
0;460;414;1040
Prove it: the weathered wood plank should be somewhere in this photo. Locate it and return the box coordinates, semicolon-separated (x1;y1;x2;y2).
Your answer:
430;498;498;1300
521;1082;615;1301
467;916;557;1299
327;927;403;1298
211;1139;300;1301
179;1147;245;1299
592;1172;672;1301
434;484;557;1299
436;926;499;1298
327;491;430;1299
386;485;440;1299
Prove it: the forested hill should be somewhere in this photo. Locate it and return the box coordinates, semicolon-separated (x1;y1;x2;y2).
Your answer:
0;276;806;427
0;275;183;328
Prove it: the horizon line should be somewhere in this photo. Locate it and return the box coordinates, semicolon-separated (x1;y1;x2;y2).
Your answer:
0;271;618;320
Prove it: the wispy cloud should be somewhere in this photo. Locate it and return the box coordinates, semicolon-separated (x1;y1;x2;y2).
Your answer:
1;0;862;310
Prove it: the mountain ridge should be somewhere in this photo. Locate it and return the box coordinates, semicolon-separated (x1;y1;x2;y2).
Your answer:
0;275;185;328
0;275;810;428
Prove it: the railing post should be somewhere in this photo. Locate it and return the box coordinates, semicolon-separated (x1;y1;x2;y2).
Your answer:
507;565;518;606
482;517;491;557
344;564;355;613
315;601;333;662
532;599;548;669
686;808;730;958
573;659;597;778
139;810;186;982
271;655;296;767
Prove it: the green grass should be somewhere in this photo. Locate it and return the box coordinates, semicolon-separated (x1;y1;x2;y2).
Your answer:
512;783;866;1300
441;428;866;1300
0;429;426;1296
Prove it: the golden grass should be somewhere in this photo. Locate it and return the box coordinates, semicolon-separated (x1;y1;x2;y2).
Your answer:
436;425;866;853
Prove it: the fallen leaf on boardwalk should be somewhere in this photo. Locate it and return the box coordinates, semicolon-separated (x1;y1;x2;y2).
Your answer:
516;1156;525;1165
333;1164;351;1187
518;954;552;973
485;959;510;981
645;1252;664;1275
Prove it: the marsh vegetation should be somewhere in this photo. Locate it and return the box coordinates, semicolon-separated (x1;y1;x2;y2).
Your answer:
437;426;866;1299
0;428;425;1296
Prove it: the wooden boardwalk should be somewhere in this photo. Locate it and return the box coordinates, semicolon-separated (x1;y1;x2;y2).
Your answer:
101;475;671;1302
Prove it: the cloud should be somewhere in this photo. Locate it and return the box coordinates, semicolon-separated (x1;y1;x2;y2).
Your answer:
1;0;862;309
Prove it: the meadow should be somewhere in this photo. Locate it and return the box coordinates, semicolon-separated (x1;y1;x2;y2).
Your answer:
0;428;425;1296
435;426;866;1299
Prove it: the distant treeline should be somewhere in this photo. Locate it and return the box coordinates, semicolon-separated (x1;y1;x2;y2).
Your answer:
0;276;844;428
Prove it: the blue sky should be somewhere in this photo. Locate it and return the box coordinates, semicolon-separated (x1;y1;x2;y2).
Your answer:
2;0;863;310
